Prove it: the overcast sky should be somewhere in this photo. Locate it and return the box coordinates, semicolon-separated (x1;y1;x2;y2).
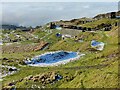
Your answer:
1;0;119;2
1;2;119;27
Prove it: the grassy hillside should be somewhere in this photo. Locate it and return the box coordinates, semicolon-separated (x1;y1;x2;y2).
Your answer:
80;18;118;28
1;18;119;89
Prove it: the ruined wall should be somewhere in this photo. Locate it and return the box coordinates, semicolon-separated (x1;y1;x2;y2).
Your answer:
61;29;81;36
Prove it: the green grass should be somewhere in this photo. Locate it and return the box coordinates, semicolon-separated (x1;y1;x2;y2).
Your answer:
1;19;119;88
80;18;118;28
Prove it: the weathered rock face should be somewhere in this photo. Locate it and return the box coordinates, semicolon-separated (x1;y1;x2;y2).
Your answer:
25;72;62;84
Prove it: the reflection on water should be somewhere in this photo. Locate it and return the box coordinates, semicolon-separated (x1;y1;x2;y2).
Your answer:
25;51;85;67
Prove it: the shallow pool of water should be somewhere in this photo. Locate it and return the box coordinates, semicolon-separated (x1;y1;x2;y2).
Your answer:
25;51;84;67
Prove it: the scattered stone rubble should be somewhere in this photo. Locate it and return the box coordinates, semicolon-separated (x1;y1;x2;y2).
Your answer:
25;72;62;85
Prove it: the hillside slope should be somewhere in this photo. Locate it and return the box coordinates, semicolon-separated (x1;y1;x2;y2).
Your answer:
1;13;119;89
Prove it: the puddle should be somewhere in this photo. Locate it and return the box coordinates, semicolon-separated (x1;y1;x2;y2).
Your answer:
25;51;85;67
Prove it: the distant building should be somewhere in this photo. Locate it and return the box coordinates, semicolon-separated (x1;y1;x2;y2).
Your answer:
61;29;82;39
50;22;56;29
49;23;62;30
111;12;116;19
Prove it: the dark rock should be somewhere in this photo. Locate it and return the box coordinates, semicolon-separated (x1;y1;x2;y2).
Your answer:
64;75;74;82
55;74;62;81
3;58;8;60
9;68;17;71
8;82;15;86
19;61;27;65
24;82;28;85
29;72;62;84
19;79;23;82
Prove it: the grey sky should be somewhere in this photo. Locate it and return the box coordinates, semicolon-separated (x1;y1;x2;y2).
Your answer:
1;0;119;2
2;2;118;27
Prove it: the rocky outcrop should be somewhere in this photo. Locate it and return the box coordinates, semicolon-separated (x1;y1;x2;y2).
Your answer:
25;72;62;84
9;68;17;71
3;72;62;89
